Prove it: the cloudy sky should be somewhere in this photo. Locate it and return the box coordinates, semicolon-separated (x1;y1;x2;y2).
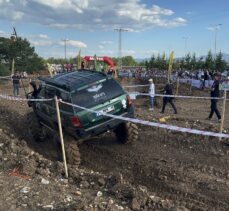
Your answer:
0;0;229;59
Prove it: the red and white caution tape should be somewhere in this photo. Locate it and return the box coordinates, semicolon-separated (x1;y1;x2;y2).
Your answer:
60;100;229;139
0;93;53;101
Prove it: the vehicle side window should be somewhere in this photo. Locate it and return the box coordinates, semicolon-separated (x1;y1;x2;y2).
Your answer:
45;87;56;99
38;86;45;98
56;90;73;113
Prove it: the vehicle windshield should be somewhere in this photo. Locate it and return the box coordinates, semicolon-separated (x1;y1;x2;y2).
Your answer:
71;78;125;108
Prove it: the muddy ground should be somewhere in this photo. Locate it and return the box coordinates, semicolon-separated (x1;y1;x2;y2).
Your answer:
0;78;229;211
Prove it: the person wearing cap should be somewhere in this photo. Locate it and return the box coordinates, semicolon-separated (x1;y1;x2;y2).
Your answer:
207;72;221;122
148;78;155;111
160;81;177;114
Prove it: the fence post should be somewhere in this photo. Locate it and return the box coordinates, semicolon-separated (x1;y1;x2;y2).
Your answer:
219;90;227;140
54;96;68;178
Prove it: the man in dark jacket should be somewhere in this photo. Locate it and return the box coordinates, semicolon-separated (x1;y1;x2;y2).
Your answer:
12;71;21;96
161;81;177;114
207;72;221;122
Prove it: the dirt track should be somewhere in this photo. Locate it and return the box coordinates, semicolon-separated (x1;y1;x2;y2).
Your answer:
0;79;229;210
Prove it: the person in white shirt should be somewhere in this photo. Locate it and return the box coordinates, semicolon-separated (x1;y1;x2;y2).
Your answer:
148;78;155;111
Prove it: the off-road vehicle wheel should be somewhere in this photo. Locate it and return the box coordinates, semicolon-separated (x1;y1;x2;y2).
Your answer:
114;122;139;144
54;134;81;166
27;112;46;142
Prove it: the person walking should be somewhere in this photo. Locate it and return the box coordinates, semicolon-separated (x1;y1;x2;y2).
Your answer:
160;81;177;114
203;70;209;89
148;78;155;111
207;72;221;122
12;71;21;96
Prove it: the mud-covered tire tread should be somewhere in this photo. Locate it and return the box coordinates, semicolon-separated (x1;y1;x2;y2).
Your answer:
65;140;81;166
55;134;81;166
114;122;139;144
27;112;45;142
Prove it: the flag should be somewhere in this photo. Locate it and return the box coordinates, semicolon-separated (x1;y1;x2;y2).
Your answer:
94;54;101;72
47;63;53;77
77;49;81;70
168;51;174;81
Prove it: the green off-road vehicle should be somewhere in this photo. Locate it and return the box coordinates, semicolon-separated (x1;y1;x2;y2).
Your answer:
27;70;139;166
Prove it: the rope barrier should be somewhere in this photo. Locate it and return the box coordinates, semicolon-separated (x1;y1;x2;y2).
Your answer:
0;92;228;138
128;92;226;100
59;100;229;139
0;93;53;101
0;75;12;79
124;84;149;88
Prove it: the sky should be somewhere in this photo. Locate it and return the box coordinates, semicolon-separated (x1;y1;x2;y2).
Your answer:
0;0;229;59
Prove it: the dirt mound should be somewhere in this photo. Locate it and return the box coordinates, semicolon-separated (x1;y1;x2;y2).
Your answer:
0;128;179;211
0;107;185;211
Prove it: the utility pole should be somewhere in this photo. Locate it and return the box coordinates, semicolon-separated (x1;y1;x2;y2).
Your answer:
114;28;129;71
211;24;222;60
10;27;18;75
62;39;69;60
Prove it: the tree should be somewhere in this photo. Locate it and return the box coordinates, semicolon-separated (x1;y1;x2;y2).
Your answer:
204;50;214;70
149;54;156;69
190;53;197;71
215;51;227;72
122;56;137;66
0;36;44;73
184;53;191;70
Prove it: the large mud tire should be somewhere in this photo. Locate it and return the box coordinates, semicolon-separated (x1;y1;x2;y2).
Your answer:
54;134;81;167
114;122;139;144
27;112;45;142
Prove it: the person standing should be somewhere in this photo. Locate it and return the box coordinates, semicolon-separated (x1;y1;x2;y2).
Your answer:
203;70;209;89
148;78;155;111
160;81;177;114
12;71;21;96
207;72;221;122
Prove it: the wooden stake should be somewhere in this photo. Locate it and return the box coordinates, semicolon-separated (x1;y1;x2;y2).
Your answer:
219;90;227;140
28;78;31;93
176;77;179;95
55;96;68;178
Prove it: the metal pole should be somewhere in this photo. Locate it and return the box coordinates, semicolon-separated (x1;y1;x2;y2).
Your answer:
65;41;66;60
214;27;217;59
114;28;129;71
183;37;188;57
119;29;122;70
54;96;68;178
62;39;68;60
212;24;221;62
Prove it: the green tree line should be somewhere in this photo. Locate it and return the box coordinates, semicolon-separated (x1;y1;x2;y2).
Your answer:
1;34;228;76
0;37;44;76
139;51;228;72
